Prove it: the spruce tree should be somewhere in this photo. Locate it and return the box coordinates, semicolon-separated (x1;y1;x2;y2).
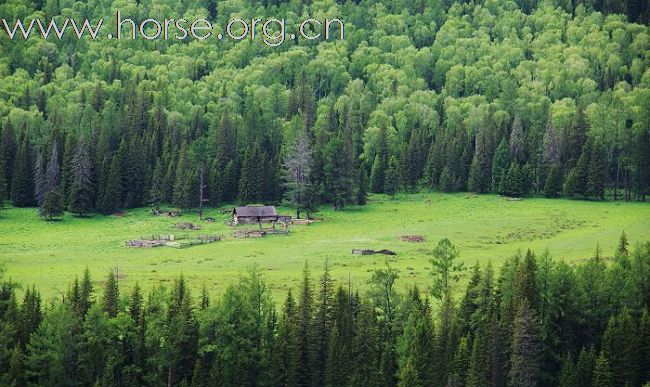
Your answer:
68;140;93;217
101;270;119;318
41;141;63;220
1;120;16;193
509;299;541;387
509;115;525;163
504;162;524;197
0;157;5;208
10;132;34;207
591;352;613;387
34;147;45;207
313;261;334;387
602;309;641;386
575;347;595;387
238;142;263;205
572;143;591;199
385;156;399;198
284;132;315;218
408;316;437;386
492;138;510;193
450;336;469;386
398;357;422;387
370;128;388;193
297;262;314;387
558;353;578;387
543;164;563;198
356;166;368;205
587;142;607;200
324;136;353;210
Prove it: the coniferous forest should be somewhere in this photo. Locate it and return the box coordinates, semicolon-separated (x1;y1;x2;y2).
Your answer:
0;0;649;217
0;235;649;386
1;0;650;386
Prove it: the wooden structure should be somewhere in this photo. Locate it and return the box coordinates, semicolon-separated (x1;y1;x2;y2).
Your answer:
126;234;220;249
232;206;279;225
352;249;397;256
232;206;291;232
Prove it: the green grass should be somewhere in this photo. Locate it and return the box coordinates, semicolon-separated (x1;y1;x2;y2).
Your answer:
1;193;649;301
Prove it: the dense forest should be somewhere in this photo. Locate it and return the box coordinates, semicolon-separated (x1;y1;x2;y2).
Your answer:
0;235;647;386
0;0;649;219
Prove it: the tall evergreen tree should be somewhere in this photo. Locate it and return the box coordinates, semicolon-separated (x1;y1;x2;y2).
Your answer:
101;270;119;318
239;142;263;205
0;120;16;195
370;128;389;193
385;156;399;198
10;132;34;207
284;132;315;218
68;140;93;217
587;142;607;200
509;299;541;387
591;352;613;387
41;141;63;220
33;147;45;208
324;136;353;210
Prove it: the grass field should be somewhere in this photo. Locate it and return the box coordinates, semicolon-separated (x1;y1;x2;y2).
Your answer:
1;193;649;301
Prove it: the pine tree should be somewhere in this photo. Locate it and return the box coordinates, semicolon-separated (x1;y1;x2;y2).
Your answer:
34;147;45;207
467;327;491;387
468;128;493;193
101;270;119;318
408;315;437;386
1;120;16;194
99;155;122;214
587;142;607;200
492;138;510;193
68;140;93;217
568;142;591;199
41;141;63;220
450;336;469;386
239;142;263;204
324;136;353;210
509;115;525;163
370;128;389;193
10;132;34;207
591;352;613;387
504;162;524;197
575;347;595;387
398;357;422;387
558;353;578;387
297;262;314;387
543;164;563;198
514;250;539;311
509;299;541;387
284;132;315;218
602;309;641;386
148;158;163;211
385;156;399;198
356;166;368;205
313;261;334;387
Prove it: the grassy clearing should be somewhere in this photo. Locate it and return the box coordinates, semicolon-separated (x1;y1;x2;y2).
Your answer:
1;193;649;301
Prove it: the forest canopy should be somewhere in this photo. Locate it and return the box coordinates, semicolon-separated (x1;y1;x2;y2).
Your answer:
0;0;648;218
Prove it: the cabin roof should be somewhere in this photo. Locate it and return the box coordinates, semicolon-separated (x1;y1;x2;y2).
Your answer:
233;206;278;218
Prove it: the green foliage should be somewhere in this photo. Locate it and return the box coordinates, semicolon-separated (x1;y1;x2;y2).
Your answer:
429;238;465;300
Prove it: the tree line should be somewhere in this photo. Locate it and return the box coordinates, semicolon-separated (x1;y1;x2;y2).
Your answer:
0;0;649;218
0;234;649;386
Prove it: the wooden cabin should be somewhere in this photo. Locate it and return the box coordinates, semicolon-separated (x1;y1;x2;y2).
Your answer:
232;206;291;233
232;206;279;225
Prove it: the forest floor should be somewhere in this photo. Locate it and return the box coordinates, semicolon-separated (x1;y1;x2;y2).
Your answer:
1;193;649;301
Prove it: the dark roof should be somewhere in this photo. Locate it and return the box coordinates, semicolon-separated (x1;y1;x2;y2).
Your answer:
234;206;278;218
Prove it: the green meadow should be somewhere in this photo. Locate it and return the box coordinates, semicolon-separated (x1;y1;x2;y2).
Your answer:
1;193;649;301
